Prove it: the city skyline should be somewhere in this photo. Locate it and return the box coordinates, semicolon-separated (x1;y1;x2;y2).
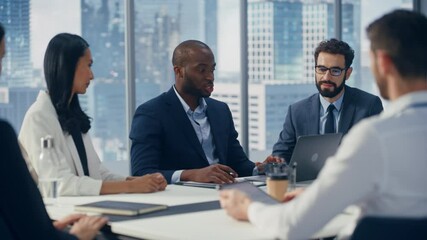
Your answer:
27;0;410;74
28;0;238;73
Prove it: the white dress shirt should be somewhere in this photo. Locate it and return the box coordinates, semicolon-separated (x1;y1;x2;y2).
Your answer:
248;91;427;240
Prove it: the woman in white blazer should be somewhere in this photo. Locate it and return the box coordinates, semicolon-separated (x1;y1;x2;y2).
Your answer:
19;33;167;196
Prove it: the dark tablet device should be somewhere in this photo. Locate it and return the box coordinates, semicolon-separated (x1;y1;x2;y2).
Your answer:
218;181;279;205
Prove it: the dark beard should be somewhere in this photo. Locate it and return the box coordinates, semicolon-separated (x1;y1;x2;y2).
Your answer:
316;76;346;98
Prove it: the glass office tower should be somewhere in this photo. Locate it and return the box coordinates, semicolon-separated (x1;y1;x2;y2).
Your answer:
0;0;32;88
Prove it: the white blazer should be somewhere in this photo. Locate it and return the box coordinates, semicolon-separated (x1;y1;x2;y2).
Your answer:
19;91;124;196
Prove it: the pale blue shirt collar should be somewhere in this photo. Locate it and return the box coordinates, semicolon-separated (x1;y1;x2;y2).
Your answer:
382;91;427;117
173;85;208;114
319;91;345;114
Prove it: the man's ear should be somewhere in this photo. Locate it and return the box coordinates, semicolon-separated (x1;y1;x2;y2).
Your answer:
173;65;183;79
375;50;393;76
345;67;353;80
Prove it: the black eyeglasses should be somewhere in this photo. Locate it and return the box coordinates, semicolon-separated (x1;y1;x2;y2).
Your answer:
315;65;347;76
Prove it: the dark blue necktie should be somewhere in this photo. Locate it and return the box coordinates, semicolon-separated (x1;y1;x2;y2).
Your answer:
324;104;336;134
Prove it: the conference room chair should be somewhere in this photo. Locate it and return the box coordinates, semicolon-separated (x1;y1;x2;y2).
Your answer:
350;216;427;240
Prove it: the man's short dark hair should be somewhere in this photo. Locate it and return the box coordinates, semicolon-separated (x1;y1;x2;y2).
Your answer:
367;9;427;79
172;40;211;67
314;38;354;69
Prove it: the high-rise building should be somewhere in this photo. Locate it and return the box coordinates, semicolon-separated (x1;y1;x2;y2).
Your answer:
213;81;315;151
81;0;125;81
204;0;218;58
134;0;217;91
0;87;38;131
240;0;309;151
0;0;32;88
248;0;303;83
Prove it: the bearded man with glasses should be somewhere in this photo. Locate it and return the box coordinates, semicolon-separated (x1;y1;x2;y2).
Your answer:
272;38;384;163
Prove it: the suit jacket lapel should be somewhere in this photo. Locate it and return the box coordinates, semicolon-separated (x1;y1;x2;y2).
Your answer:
307;94;320;134
339;86;355;134
205;101;226;164
165;88;208;163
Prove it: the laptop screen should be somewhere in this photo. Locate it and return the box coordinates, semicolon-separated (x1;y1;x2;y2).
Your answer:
289;133;342;182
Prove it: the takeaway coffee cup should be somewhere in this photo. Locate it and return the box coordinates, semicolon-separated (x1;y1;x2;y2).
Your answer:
265;163;288;201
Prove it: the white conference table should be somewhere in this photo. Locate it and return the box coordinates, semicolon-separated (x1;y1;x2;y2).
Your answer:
46;184;358;240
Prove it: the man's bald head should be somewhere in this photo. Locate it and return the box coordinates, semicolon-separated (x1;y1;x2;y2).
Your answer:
172;40;212;67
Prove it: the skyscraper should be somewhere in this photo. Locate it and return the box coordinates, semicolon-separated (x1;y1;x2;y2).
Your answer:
133;0;217;91
81;0;125;80
248;0;303;83
0;0;32;87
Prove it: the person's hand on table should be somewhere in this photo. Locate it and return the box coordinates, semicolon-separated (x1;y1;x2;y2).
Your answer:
126;173;167;193
219;189;252;221
69;215;108;240
181;164;238;184
282;188;305;202
255;155;284;173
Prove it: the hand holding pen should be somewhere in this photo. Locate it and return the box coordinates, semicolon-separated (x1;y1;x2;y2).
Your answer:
181;164;238;184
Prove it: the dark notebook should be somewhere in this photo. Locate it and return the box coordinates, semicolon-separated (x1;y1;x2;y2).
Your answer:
74;200;168;216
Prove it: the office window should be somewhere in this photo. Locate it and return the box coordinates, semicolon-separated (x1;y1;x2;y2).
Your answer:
355;0;412;93
1;0;415;174
0;0;128;175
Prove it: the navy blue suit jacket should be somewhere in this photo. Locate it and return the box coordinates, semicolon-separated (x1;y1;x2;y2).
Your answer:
272;85;384;163
130;87;255;183
0;119;76;240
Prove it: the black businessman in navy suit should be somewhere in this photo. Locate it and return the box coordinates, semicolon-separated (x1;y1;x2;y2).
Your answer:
130;40;281;184
272;39;383;163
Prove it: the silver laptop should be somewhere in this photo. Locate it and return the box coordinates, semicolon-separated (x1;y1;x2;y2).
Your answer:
289;133;343;183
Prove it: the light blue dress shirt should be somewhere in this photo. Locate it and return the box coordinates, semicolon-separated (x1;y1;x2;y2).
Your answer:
319;92;344;134
171;86;219;183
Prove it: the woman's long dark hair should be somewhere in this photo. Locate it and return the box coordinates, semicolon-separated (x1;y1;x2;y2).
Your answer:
44;33;91;133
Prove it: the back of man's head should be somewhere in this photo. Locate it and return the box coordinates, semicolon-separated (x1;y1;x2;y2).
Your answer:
314;38;354;69
172;40;211;67
367;10;427;80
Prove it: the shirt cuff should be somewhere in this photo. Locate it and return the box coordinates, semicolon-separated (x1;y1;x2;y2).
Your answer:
171;170;184;183
248;202;267;224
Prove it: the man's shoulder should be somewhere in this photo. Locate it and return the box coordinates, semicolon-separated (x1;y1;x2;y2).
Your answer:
205;97;229;112
346;85;379;99
0;119;16;141
205;97;227;106
291;93;319;108
136;91;169;111
0;118;12;129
